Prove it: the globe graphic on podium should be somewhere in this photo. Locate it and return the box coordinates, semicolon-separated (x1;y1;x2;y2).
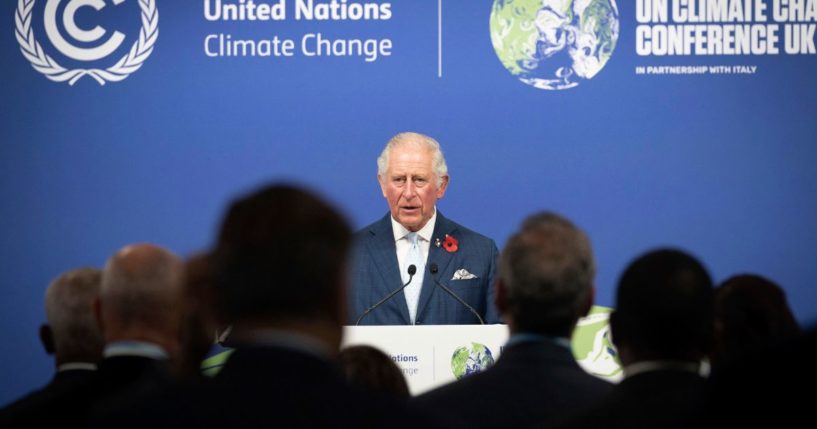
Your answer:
451;343;495;379
489;0;620;90
572;306;623;381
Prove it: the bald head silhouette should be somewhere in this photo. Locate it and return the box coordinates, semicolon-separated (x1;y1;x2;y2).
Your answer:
97;243;184;357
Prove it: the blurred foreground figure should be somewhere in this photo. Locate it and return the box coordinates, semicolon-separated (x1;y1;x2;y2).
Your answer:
710;274;800;369
707;325;816;427
551;248;714;429
88;244;185;416
339;345;410;398
706;274;810;427
3;244;185;427
105;184;445;428
175;253;226;379
0;268;104;424
414;212;611;428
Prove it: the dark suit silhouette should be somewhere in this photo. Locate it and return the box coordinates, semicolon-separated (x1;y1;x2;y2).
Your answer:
90;355;173;409
0;368;95;427
0;355;171;427
412;339;612;428
549;368;706;429
100;344;446;428
349;212;499;325
706;326;817;428
95;355;171;389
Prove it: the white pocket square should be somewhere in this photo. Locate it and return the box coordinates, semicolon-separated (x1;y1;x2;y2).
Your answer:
451;269;478;280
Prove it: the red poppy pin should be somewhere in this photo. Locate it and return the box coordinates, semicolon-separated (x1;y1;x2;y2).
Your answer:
441;234;458;253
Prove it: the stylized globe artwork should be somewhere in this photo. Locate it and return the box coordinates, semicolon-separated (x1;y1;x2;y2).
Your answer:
490;0;619;90
451;343;495;379
572;306;623;382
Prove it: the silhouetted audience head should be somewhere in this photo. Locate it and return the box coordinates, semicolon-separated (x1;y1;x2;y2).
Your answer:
40;268;105;367
338;345;409;398
213;184;351;345
711;274;800;367
611;248;714;364
498;212;595;337
98;243;185;357
176;252;224;377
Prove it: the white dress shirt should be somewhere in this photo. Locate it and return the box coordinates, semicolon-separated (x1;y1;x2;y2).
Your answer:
390;208;437;284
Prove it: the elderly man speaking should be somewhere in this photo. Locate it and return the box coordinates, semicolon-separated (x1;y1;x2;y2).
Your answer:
348;132;500;325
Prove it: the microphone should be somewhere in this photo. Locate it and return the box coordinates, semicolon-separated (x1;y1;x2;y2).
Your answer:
429;264;485;325
356;264;417;325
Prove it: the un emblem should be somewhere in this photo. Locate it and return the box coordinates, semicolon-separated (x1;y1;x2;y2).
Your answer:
15;0;158;85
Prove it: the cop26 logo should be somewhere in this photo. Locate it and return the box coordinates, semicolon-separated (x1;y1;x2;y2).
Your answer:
490;0;619;90
15;0;158;85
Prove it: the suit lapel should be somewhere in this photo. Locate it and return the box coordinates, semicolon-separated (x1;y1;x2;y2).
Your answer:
415;211;458;321
364;214;411;323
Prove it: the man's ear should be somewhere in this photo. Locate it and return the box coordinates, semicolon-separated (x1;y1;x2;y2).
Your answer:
39;324;55;355
436;175;449;199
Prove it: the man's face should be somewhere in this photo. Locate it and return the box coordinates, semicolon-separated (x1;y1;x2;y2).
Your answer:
378;143;448;232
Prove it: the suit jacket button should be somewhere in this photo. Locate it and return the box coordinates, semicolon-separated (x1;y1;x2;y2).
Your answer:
415;321;422;325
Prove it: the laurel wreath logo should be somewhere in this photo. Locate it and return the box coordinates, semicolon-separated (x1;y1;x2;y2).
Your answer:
14;0;158;85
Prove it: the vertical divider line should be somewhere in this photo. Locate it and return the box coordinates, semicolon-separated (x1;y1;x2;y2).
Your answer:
438;0;442;78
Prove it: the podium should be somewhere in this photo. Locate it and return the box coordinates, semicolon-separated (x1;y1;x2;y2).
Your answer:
342;324;509;395
199;309;621;393
342;307;622;395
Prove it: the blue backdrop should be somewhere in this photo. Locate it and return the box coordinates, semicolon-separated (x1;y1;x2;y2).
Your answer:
2;0;816;405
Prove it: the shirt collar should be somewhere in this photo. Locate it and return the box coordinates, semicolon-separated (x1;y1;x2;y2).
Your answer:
57;362;97;372
390;208;437;243
103;340;169;360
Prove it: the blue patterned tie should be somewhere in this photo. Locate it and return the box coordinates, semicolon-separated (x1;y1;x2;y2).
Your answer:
404;232;425;324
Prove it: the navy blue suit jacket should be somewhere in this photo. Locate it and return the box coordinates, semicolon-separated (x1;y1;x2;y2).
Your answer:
348;212;500;325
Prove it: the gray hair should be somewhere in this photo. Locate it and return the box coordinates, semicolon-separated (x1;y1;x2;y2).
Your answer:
45;268;104;358
499;212;595;336
101;244;184;335
377;132;449;187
